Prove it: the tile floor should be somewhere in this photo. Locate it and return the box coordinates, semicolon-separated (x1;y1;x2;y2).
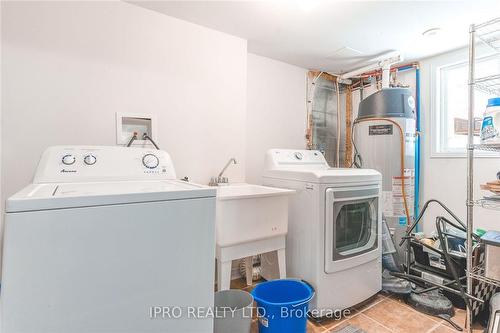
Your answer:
229;278;486;333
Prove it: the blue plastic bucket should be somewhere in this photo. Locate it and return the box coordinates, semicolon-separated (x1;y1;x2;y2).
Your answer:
251;279;314;333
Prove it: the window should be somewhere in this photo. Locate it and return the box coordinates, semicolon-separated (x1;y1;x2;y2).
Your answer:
434;55;500;156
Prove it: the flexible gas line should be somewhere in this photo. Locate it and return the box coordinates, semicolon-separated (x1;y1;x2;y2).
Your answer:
353;117;411;224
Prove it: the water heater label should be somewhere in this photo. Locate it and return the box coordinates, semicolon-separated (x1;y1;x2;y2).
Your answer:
392;169;415;217
369;124;393;135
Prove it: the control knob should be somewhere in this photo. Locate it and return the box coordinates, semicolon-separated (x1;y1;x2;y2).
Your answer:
142;154;159;169
84;154;97;165
62;154;76;165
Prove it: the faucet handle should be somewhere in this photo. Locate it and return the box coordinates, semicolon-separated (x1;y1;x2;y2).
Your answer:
215;176;229;185
209;177;218;187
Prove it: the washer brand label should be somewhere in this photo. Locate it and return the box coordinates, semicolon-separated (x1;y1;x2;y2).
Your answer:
60;169;77;173
369;124;393;135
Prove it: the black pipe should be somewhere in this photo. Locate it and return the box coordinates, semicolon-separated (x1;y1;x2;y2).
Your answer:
413;276;467;294
126;132;138;147
390;272;483;304
401;199;466;248
436;216;471;309
142;133;160;150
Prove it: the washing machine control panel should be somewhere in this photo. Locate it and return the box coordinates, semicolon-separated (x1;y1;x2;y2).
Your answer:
33;146;177;183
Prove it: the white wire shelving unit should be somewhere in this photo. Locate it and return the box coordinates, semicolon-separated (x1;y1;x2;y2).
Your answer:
475;198;500;210
469;266;500;289
466;16;500;333
475;74;500;96
473;143;500;152
476;17;500;53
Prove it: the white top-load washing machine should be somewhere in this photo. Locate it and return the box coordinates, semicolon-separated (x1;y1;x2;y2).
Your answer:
1;146;216;333
263;149;382;315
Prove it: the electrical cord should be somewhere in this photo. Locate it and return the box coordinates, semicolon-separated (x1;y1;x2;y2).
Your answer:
350;123;363;168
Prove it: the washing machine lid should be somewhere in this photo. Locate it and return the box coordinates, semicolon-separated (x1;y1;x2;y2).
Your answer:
6;180;215;212
263;168;381;184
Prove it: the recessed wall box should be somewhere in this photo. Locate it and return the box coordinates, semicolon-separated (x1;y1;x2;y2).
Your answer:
116;113;158;146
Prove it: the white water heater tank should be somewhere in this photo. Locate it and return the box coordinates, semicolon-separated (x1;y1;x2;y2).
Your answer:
354;88;416;258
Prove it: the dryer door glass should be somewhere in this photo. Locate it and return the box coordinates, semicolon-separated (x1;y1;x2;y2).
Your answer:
332;196;378;261
334;199;377;259
324;187;380;273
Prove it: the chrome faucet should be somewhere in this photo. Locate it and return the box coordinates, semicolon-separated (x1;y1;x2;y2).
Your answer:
218;158;237;177
209;158;237;186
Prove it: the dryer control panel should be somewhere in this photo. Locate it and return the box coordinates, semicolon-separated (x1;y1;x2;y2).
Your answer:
264;149;328;168
33;146;177;183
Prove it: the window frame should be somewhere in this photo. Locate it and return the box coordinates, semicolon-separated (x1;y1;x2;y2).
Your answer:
431;54;499;158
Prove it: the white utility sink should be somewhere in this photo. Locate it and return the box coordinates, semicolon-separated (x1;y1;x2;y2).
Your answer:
216;183;294;247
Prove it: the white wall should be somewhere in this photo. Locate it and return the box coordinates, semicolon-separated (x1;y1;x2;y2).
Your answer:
1;1;247;202
1;2;312;280
246;53;308;184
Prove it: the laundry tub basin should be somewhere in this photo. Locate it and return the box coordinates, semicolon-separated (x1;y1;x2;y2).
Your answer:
216;184;294;247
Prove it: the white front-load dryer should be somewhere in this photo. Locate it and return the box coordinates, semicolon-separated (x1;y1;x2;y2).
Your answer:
262;149;382;316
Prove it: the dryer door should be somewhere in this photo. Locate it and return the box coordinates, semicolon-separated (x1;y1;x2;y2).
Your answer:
324;186;380;274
